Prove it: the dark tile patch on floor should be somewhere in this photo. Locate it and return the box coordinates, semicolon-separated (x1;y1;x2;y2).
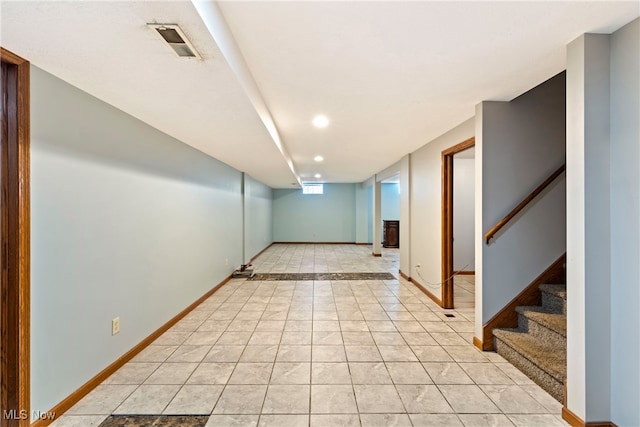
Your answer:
248;272;396;281
99;415;209;427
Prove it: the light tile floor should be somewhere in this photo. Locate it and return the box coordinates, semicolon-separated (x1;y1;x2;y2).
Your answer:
453;275;475;310
52;244;567;427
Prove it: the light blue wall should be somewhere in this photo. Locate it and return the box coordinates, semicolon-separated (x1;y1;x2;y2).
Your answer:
355;183;371;244
381;183;400;221
29;66;271;415
273;184;356;242
244;174;273;261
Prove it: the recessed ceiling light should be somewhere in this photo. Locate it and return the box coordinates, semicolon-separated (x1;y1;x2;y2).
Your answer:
314;173;322;179
314;155;324;162
312;115;329;128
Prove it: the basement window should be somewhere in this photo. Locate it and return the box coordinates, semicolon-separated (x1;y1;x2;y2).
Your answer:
302;184;324;195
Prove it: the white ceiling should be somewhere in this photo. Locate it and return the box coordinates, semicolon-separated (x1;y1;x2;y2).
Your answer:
1;1;638;188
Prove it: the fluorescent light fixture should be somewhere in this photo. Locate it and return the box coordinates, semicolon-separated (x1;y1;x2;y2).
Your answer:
314;155;324;162
312;115;329;128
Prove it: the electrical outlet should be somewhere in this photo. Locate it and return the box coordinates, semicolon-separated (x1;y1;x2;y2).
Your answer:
415;264;421;269
313;232;317;238
225;258;229;266
112;317;120;335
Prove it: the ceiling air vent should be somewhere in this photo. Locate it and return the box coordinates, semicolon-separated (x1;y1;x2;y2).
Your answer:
148;24;201;59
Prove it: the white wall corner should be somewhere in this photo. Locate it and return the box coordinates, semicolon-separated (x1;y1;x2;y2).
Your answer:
474;102;484;340
372;180;382;255
566;32;613;422
400;154;411;275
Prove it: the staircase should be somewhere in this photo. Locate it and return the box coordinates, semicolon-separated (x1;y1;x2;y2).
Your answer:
493;284;567;402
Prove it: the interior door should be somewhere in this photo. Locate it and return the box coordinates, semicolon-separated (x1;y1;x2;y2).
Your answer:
0;47;30;427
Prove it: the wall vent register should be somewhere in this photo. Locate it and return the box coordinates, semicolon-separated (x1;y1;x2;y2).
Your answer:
148;24;201;59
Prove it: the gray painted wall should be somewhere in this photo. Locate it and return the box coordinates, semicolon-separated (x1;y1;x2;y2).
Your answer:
551;20;639;422
272;184;356;242
610;18;639;426
476;73;566;334
399;155;412;275
410;119;475;301
453;158;475;271
30;66;270;415
244;174;273;262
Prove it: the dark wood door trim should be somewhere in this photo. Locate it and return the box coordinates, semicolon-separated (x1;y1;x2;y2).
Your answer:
1;47;30;427
441;137;475;309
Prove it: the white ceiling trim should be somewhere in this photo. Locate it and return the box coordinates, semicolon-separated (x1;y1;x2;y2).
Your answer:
191;0;302;187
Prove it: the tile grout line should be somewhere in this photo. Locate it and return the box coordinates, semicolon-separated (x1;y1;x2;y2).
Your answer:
373;279;417;423
308;276;316;425
193;282;241;419
207;278;264;419
332;279;363;426
255;276;297;425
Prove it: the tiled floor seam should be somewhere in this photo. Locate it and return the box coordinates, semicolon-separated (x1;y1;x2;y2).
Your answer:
256;284;291;426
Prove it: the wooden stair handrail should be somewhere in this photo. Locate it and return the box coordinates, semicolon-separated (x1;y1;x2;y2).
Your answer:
485;164;566;244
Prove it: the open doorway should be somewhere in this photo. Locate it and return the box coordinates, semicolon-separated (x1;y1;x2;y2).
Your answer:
452;147;475;310
1;47;31;426
381;175;400;249
441;137;475;309
380;176;401;269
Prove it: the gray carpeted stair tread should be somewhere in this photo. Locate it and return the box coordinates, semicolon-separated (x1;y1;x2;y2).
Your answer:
539;284;566;300
515;306;567;337
539;284;567;314
493;328;566;383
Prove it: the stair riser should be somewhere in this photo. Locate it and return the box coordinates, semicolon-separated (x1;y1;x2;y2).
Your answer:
494;337;564;402
518;314;567;345
541;292;566;314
